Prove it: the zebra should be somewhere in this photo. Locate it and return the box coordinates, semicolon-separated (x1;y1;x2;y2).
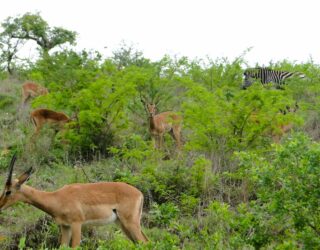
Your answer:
242;67;305;89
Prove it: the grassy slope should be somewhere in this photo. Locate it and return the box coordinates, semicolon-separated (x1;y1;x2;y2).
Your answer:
0;72;319;249
0;79;178;250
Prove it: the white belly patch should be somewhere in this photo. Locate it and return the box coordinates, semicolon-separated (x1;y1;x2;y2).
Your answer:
84;210;117;226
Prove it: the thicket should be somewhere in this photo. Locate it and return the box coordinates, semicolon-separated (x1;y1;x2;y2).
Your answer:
0;13;320;250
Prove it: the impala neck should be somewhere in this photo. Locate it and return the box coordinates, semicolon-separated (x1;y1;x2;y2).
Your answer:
149;114;157;130
20;185;57;217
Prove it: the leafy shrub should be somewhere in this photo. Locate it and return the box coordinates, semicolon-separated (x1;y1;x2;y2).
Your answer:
148;202;180;227
237;133;320;248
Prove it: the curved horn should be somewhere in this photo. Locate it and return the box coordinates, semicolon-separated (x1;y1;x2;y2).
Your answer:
6;154;17;185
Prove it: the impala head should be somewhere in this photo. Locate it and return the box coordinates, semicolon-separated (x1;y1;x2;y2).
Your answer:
146;103;157;117
140;94;157;117
0;154;32;211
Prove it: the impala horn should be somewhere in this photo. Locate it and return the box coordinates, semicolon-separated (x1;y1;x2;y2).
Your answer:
6;154;17;186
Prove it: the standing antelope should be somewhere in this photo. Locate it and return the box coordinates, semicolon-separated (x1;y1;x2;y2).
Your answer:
141;100;182;149
30;108;70;138
0;155;148;248
21;82;48;106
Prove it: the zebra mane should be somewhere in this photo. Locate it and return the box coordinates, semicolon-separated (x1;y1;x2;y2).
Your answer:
244;67;271;72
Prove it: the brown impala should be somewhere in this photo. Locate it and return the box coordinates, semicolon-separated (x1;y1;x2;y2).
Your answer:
0;155;148;248
141;99;182;149
30;108;71;138
21;82;48;106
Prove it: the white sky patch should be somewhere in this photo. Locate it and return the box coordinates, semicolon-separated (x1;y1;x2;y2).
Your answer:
0;0;319;66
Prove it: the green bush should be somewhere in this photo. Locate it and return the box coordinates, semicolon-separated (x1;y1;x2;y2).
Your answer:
237;133;320;248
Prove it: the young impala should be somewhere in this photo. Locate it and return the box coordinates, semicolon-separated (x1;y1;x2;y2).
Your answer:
0;155;148;248
141;99;182;149
21;82;48;106
30;108;70;138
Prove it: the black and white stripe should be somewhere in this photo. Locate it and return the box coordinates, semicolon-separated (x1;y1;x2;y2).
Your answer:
242;67;305;89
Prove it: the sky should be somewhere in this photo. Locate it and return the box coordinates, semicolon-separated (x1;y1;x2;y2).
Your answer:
1;0;319;66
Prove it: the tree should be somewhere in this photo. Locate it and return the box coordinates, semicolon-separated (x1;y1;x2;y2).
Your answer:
0;33;25;74
0;12;77;55
112;42;150;69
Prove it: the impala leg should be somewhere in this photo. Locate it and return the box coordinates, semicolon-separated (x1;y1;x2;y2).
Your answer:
21;93;30;107
117;199;148;243
31;124;42;143
153;135;160;149
124;222;148;243
119;222;135;242
272;135;280;144
159;135;163;149
60;225;71;246
71;223;82;248
34;125;42;136
172;127;181;149
118;217;148;243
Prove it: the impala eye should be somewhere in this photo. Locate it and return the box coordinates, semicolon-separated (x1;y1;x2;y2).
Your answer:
5;190;11;196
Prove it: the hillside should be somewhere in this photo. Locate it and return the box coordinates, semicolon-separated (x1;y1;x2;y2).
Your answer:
0;53;319;250
0;13;319;250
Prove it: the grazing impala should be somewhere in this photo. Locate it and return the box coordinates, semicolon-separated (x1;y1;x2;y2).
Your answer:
30;108;70;138
0;155;148;248
21;82;48;106
141;99;182;149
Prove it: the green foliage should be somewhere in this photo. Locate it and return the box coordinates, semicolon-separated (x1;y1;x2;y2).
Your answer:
18;237;26;250
112;42;150;69
149;202;180;227
237;133;320;248
0;13;320;248
28;49;136;158
0;94;14;109
1;12;76;53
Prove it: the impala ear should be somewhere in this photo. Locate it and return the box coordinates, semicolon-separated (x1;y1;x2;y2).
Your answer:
17;167;33;187
139;91;151;106
140;98;146;105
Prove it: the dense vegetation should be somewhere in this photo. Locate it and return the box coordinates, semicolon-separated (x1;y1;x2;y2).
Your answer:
0;13;319;250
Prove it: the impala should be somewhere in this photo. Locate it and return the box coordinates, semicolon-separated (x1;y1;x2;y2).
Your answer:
141;100;182;149
21;82;48;106
0;155;148;248
30;108;70;138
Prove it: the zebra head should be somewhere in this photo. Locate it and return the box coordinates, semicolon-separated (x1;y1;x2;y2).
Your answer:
242;68;259;89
